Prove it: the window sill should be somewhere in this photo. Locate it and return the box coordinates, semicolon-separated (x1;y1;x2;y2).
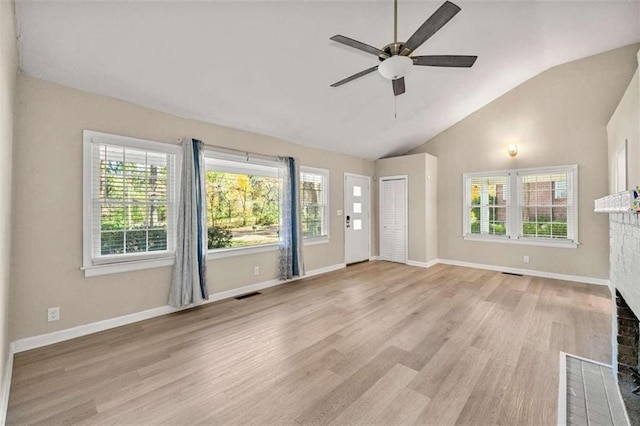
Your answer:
207;243;279;259
82;256;175;277
304;237;329;246
463;235;579;249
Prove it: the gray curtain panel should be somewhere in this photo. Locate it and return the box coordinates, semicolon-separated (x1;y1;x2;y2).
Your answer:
278;156;305;280
169;138;209;308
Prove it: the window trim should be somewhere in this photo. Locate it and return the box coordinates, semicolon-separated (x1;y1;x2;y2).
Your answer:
203;149;282;255
82;130;181;277
462;165;579;248
300;166;330;243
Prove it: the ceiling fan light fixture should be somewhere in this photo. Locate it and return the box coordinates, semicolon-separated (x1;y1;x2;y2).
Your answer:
378;55;413;80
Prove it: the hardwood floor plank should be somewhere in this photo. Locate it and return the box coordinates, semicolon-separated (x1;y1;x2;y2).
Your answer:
328;363;418;425
6;262;612;425
412;346;491;425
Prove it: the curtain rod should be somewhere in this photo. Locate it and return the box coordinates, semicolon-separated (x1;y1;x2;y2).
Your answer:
176;137;281;162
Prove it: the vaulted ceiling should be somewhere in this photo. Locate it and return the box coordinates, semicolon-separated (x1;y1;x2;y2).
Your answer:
15;1;640;159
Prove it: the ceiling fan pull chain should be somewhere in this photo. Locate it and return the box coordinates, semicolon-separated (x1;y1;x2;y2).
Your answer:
394;95;397;119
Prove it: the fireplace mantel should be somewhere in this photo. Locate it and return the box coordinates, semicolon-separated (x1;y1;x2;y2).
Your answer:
594;189;640;213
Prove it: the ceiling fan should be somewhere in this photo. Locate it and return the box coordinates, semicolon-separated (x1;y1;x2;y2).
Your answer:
330;0;477;96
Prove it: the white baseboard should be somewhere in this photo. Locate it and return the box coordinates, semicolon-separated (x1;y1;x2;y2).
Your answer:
406;259;439;269
436;258;610;286
12;263;346;354
0;343;14;426
369;256;380;261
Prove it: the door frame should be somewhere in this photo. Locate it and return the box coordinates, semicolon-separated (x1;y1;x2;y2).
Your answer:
378;175;408;264
344;172;372;264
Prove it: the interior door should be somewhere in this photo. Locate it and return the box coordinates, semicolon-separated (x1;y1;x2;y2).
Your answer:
344;174;370;265
380;177;407;263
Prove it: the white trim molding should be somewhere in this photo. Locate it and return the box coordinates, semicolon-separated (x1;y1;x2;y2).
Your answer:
396;257;606;286
1;343;14;426
436;258;609;286
406;259;439;269
12;263;346;354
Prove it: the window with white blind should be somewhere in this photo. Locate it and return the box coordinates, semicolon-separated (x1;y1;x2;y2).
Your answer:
463;165;578;248
83;130;181;276
300;167;329;241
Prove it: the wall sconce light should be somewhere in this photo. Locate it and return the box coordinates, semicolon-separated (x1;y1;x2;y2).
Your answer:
507;144;518;157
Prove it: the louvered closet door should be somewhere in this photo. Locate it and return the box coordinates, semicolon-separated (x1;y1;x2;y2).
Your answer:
380;177;406;263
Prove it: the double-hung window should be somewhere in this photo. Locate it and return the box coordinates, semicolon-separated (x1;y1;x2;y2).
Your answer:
204;151;281;252
465;173;510;237
300;167;329;241
463;165;578;247
83;131;180;276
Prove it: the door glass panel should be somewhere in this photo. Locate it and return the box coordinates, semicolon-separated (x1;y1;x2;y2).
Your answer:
353;202;362;213
353;186;361;197
353;219;362;230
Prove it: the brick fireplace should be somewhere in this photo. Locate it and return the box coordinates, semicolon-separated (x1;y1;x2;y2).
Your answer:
609;212;640;420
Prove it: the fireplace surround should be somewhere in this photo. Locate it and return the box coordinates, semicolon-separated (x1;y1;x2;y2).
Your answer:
601;203;640;421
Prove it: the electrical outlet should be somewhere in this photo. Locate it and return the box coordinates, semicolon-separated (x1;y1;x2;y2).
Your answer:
253;266;260;276
47;307;60;322
523;255;530;264
337;210;343;216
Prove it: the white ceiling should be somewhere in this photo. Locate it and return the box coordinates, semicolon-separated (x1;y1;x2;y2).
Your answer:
14;1;640;160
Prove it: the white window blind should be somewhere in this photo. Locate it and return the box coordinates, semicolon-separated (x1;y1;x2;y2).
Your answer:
300;167;329;239
91;143;177;263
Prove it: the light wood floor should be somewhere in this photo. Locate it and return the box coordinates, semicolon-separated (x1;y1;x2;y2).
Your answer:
7;262;612;425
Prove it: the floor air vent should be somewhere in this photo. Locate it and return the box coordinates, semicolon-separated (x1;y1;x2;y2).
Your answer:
501;272;524;277
234;291;261;300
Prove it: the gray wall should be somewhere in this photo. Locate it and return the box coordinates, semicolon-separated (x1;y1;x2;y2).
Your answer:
411;44;640;279
0;0;17;403
12;76;374;340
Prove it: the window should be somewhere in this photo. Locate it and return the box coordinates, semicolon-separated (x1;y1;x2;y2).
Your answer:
83;131;180;276
463;165;578;247
466;174;509;236
204;152;280;251
520;170;574;240
300;167;329;240
554;181;567;199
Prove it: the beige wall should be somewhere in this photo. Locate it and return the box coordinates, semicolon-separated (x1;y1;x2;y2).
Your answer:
607;66;639;194
12;76;374;340
0;0;17;400
411;44;640;279
374;153;437;264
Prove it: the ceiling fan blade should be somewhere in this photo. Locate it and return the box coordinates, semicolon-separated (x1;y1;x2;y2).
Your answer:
400;1;461;56
331;65;379;87
412;55;477;67
330;35;387;57
392;77;406;96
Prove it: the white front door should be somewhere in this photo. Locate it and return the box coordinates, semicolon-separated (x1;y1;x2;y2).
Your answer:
379;176;407;263
344;173;370;265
